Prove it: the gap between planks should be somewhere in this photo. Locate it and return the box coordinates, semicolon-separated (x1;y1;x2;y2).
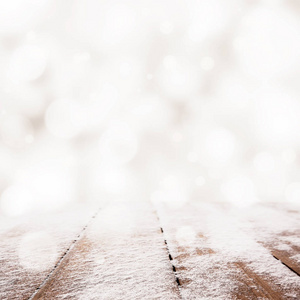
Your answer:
272;253;300;277
158;211;300;299
28;203;300;300
155;212;183;299
155;203;300;299
27;209;100;300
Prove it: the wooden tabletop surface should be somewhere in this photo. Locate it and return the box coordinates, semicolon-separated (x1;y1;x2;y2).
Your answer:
1;202;300;299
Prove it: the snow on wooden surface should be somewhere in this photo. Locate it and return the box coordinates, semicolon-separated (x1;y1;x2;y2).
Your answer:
225;202;300;277
156;202;300;299
1;201;300;299
31;202;180;300
0;205;95;300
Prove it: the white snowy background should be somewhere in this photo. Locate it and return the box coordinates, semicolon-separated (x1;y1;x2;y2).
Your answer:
1;0;300;217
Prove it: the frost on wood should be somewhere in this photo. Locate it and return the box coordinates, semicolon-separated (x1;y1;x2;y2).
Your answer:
0;205;95;300
1;201;300;299
32;202;180;300
156;202;300;299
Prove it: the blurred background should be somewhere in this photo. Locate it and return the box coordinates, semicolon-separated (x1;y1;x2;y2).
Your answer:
1;0;300;217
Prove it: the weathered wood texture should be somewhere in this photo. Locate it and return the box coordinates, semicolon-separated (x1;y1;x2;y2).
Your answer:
210;203;300;277
0;205;95;300
1;202;300;299
156;202;300;299
31;202;180;300
254;203;300;276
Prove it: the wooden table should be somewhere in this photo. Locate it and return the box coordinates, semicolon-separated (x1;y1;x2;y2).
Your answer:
1;202;300;299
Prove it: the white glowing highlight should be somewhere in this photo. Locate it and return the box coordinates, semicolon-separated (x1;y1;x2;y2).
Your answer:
8;45;47;82
221;176;257;207
200;56;215;71
254;89;300;146
15;160;76;212
235;6;300;80
205;128;236;165
99;121;138;165
253;152;275;173
160;21;174;35
0;0;49;34
158;56;201;99
151;175;189;209
101;4;136;46
45;99;84;139
0;114;34;148
187;0;237;42
285;183;300;204
0;185;34;217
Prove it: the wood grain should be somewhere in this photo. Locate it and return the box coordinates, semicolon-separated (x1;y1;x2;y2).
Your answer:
0;206;95;300
236;203;300;276
1;202;300;299
156;202;300;299
31;202;180;300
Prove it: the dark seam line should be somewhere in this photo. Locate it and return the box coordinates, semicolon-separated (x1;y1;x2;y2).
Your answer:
154;210;183;299
27;209;100;300
161;226;182;289
272;255;300;277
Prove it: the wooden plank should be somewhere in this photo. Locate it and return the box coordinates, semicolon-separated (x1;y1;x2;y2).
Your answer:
156;201;300;299
0;205;96;300
232;203;300;276
31;202;180;300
